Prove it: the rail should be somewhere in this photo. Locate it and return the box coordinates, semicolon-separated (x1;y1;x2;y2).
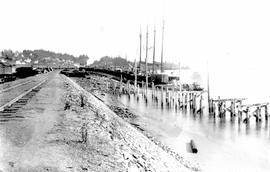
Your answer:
0;79;47;111
0;80;34;93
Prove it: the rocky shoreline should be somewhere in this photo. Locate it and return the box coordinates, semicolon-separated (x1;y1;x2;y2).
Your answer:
72;75;201;171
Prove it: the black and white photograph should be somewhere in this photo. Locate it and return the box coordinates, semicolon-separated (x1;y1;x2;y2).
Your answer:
0;0;270;171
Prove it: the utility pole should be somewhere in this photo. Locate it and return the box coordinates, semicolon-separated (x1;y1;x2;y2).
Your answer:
152;26;156;74
160;20;165;73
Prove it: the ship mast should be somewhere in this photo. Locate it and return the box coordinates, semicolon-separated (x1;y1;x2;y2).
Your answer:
145;26;149;92
134;59;137;90
207;61;210;112
139;29;142;71
179;62;181;91
152;26;156;74
160;20;165;73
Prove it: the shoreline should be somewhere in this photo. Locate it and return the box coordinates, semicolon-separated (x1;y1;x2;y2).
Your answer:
71;75;201;171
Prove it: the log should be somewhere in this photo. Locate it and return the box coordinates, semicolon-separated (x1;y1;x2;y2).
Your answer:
190;139;198;153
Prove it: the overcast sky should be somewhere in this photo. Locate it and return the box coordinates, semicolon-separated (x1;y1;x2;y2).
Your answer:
1;0;269;65
1;0;270;100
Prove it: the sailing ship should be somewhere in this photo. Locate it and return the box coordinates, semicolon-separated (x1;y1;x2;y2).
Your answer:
135;21;180;85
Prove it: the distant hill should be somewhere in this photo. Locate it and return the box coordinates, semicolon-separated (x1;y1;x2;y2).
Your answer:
90;56;130;69
0;49;89;67
90;56;185;71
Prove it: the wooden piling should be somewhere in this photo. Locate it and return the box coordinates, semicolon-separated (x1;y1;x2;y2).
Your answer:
243;107;249;123
217;97;221;117
213;101;216;117
141;81;144;96
199;94;203;114
178;92;181;108
233;99;236;116
165;87;168;103
168;89;171;107
172;87;175;108
230;101;234;117
155;87;158;102
127;80;131;95
185;93;188;109
192;93;195;110
183;93;186;109
265;105;268;120
160;88;163;103
151;82;154;99
175;91;178;109
120;75;123;94
258;107;262;122
192;93;196;113
237;104;242;121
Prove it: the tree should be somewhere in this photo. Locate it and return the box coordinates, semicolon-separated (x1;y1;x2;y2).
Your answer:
1;49;15;61
77;55;89;66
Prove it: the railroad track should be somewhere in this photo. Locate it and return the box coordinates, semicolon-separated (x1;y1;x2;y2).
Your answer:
0;80;34;93
0;78;48;122
0;75;37;89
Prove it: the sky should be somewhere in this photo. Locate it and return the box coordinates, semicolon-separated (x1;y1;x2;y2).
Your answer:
1;0;270;101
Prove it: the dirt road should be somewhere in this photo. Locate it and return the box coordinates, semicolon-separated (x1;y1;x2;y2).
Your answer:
0;72;73;171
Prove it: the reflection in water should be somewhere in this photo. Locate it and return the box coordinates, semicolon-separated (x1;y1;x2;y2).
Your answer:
245;121;250;135
264;121;268;131
112;91;270;172
238;122;241;134
256;122;262;131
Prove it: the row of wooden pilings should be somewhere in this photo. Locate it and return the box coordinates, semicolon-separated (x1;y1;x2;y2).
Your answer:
107;79;204;113
150;84;204;113
208;98;269;123
107;78;269;123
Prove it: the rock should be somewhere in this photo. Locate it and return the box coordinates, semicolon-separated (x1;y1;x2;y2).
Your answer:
123;152;129;160
8;162;15;167
81;166;88;171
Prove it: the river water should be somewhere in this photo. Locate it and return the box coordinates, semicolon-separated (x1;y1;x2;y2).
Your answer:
114;91;270;172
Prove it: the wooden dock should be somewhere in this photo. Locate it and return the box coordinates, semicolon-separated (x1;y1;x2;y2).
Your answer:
106;77;269;124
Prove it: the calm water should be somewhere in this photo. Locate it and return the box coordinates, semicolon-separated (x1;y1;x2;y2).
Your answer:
113;91;270;172
162;68;270;104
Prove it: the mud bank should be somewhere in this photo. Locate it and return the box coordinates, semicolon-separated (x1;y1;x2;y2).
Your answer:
72;75;200;171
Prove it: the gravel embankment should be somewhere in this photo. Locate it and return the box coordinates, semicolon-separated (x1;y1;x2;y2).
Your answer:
71;75;201;171
73;77;137;120
64;75;198;172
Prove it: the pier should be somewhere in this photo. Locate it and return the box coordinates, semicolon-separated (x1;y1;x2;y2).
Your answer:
99;75;206;115
72;72;270;172
209;98;269;123
96;71;270;126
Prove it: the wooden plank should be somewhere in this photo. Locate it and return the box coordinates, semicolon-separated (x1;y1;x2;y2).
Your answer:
213;98;246;102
